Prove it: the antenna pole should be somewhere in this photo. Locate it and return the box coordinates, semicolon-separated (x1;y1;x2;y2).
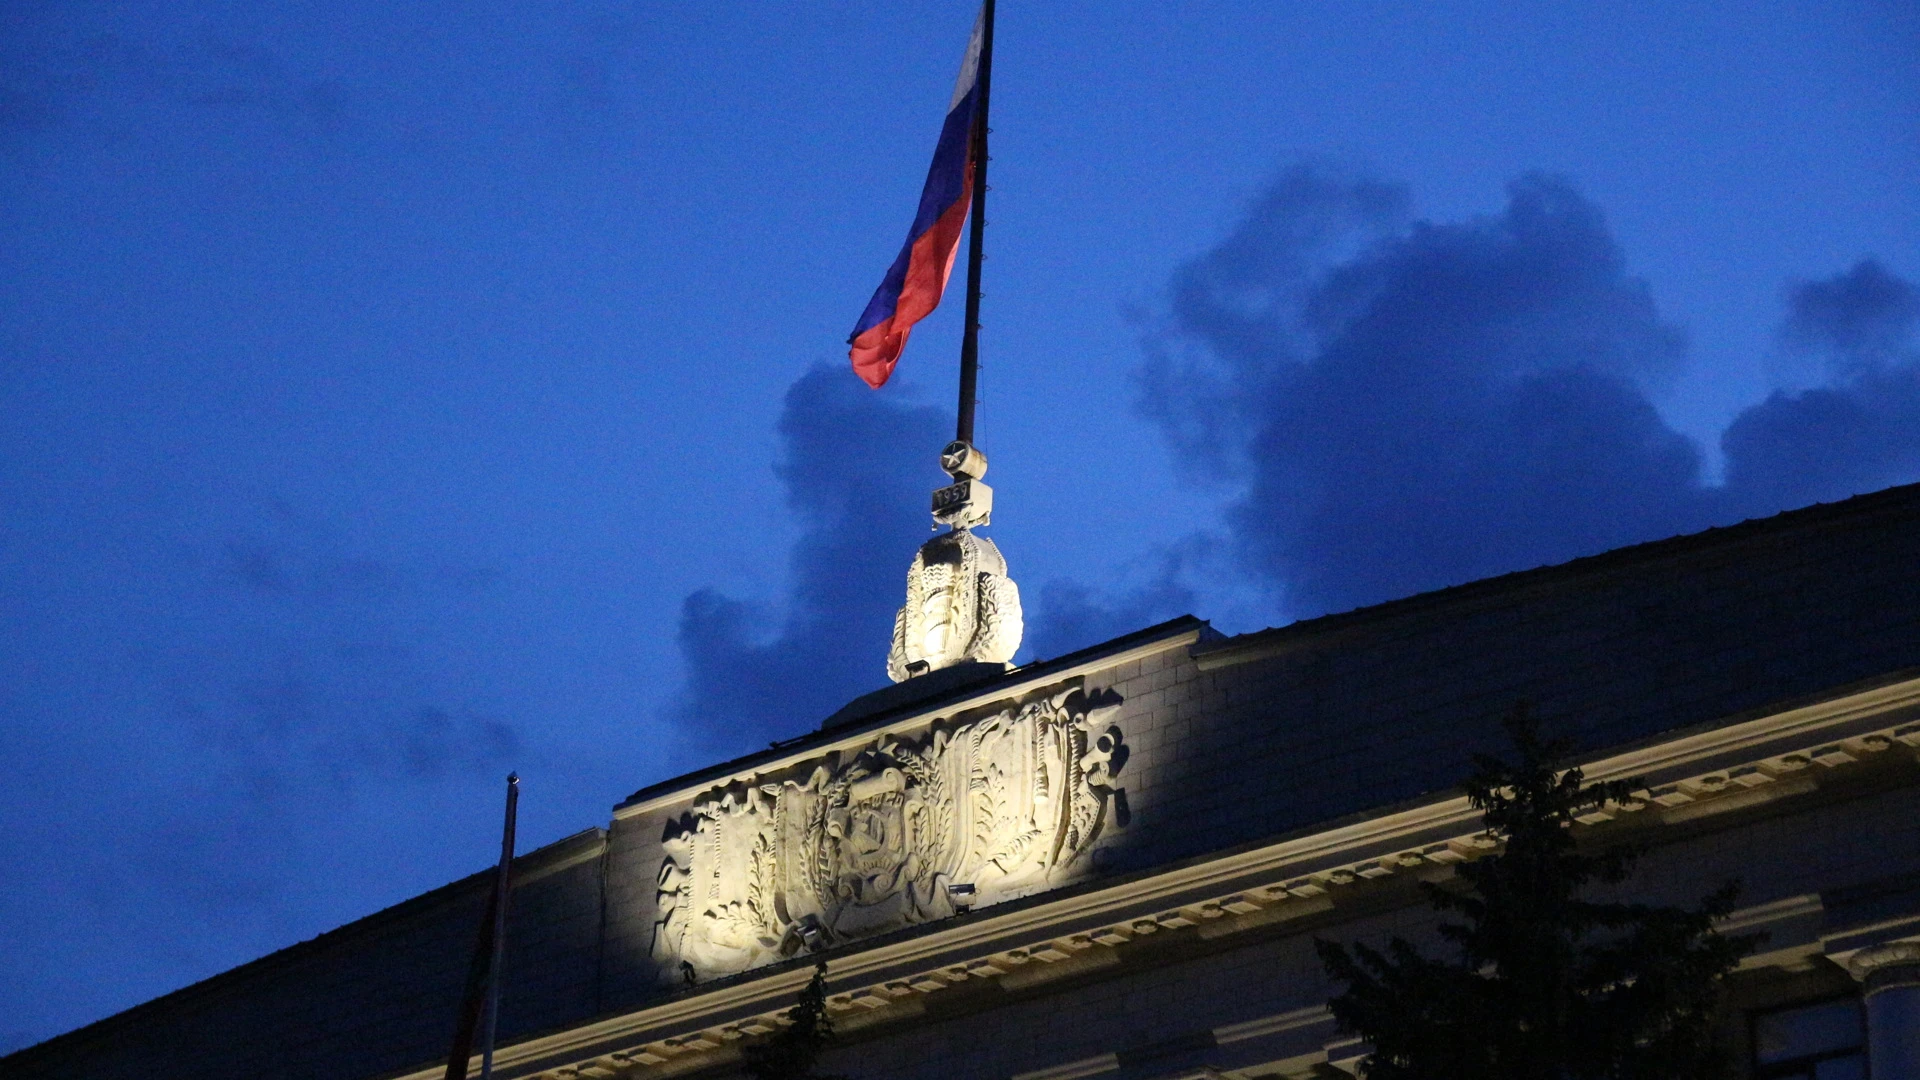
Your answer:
955;0;995;446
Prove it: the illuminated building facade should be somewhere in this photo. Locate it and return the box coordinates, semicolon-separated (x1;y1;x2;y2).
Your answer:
9;485;1920;1080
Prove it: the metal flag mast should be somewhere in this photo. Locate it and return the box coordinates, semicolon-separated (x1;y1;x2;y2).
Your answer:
954;0;995;448
931;0;996;532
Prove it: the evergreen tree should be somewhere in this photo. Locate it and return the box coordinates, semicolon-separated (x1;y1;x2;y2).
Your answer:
1316;705;1754;1080
742;960;846;1080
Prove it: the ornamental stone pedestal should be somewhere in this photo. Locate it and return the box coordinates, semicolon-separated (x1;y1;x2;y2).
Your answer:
1849;941;1920;1079
886;440;1023;683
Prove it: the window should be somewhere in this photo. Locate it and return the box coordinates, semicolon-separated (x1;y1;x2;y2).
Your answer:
1752;998;1866;1080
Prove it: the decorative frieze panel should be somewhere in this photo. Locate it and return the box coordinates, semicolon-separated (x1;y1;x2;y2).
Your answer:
651;683;1126;979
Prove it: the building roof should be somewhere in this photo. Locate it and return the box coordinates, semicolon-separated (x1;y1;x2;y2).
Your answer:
1104;481;1920;876
1201;481;1920;671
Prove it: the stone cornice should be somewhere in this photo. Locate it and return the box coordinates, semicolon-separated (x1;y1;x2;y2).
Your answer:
1848;939;1920;979
1574;673;1920;791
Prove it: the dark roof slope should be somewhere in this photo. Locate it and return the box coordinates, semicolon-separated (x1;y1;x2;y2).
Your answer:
1203;481;1920;672
1105;483;1920;875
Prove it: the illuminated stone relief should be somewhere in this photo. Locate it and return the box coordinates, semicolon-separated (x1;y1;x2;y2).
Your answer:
887;527;1023;683
651;683;1126;980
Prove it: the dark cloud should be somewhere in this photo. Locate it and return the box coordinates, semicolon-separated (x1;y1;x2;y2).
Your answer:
168;35;346;121
398;706;519;780
1145;167;1711;617
669;361;1185;741
673;365;947;753
1779;258;1920;366
0;21;346;132
1143;167;1920;622
0;488;532;1044
1722;260;1920;510
221;538;400;602
1025;542;1204;662
1141;164;1411;483
185;506;519;788
677;176;1920;740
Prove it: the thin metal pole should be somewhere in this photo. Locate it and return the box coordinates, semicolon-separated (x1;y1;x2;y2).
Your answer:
955;0;995;447
478;773;519;1080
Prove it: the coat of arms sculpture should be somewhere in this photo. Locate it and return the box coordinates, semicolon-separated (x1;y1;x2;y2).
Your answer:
651;682;1126;980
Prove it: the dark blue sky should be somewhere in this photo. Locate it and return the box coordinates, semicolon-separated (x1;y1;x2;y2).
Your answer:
2;0;1915;1049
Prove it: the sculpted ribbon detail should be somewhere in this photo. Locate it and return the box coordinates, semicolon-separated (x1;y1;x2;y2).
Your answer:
652;683;1126;979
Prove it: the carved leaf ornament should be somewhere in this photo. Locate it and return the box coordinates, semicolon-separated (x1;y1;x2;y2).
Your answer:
652;684;1126;979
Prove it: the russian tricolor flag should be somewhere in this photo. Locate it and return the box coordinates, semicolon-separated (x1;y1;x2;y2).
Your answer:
849;10;985;389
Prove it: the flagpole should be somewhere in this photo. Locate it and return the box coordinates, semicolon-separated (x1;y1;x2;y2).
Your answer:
955;0;995;447
477;772;519;1080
